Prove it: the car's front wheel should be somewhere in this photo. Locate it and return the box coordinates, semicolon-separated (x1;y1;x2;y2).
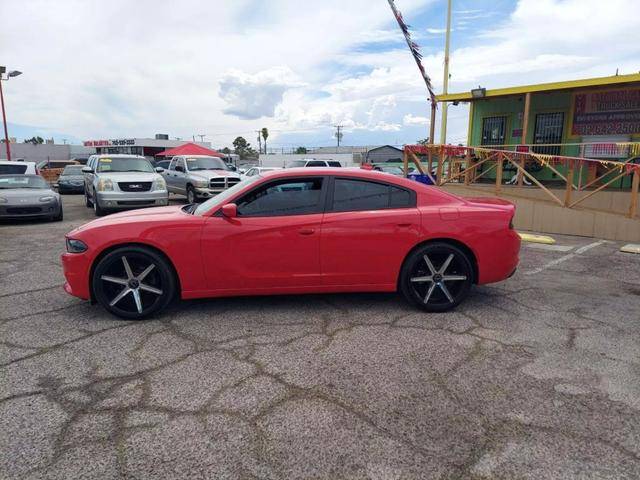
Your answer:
92;246;176;319
186;185;197;204
399;242;473;312
93;191;107;216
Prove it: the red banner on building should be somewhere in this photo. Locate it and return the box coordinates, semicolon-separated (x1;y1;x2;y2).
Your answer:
572;88;640;136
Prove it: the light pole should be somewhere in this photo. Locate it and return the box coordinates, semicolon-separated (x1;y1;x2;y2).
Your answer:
0;67;23;161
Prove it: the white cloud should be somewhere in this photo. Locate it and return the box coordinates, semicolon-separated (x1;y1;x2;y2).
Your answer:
219;67;303;120
403;114;429;126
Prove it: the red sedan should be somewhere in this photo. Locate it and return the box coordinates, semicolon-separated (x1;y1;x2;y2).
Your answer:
61;168;520;319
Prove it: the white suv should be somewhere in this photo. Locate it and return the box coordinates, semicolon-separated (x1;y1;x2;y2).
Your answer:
285;159;342;168
0;160;38;175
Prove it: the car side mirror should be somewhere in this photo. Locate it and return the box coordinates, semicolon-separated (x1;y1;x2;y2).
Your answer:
229;165;237;171
82;166;94;173
175;165;184;172
221;203;237;218
155;167;165;173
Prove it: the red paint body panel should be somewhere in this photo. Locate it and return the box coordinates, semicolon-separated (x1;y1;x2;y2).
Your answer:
61;168;520;302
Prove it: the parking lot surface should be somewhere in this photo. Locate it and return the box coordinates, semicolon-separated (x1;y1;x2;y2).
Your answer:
1;194;640;479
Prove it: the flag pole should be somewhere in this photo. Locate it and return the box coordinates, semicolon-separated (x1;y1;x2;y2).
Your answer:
440;0;452;145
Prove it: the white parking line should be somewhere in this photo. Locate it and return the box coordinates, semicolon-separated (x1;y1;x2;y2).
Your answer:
524;240;607;275
525;243;574;252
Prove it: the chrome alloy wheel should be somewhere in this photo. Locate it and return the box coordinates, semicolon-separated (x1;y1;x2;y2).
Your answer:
101;256;163;314
92;246;175;319
410;253;467;305
400;242;473;312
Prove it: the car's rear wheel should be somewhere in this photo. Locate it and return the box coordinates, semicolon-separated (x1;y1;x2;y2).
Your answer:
186;185;197;204
399;242;473;312
92;246;176;320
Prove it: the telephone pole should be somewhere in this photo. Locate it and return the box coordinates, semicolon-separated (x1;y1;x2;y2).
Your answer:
440;0;452;145
196;134;206;143
334;124;343;151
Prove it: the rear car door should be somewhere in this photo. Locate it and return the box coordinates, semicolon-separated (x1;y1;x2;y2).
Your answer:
320;177;421;287
200;176;327;291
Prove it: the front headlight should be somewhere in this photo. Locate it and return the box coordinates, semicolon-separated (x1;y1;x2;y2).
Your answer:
151;177;167;191
39;195;56;202
66;238;88;253
97;178;113;191
0;196;7;204
193;178;208;188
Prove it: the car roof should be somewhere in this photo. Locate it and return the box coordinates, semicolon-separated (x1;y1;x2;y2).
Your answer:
0;174;42;178
0;160;36;165
94;154;146;159
260;167;421;188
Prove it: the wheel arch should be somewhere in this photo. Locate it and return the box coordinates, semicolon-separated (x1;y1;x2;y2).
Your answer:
397;237;479;289
88;242;182;302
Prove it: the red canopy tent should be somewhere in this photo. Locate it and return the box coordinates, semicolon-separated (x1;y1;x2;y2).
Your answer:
155;142;223;157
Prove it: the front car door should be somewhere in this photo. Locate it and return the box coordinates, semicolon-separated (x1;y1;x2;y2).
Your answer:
320;177;421;288
200;176;327;292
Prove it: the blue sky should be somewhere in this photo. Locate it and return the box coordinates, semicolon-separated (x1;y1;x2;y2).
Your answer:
1;0;639;149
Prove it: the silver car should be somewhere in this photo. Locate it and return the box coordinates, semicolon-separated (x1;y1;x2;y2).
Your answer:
0;174;63;221
163;155;241;203
83;154;168;216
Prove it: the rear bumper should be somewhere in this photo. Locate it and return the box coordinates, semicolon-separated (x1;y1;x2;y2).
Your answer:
61;251;92;300
477;229;521;285
95;191;168;209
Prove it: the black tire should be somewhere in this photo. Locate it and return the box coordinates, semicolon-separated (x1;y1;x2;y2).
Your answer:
186;185;197;204
53;207;63;222
399;242;473;312
92;246;176;320
93;190;107;216
84;189;92;207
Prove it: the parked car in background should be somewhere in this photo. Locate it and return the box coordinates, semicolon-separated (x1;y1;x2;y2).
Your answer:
62;168;519;319
240;166;281;180
0;174;63;221
57;165;86;194
37;159;79;171
373;165;405;176
0;160;38;175
83;154;168;216
285;159;342;168
163;155;241;203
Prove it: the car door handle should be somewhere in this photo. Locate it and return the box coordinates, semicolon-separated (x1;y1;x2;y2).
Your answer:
298;228;315;235
397;223;412;227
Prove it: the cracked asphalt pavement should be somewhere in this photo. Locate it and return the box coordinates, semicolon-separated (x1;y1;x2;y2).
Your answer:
1;194;640;479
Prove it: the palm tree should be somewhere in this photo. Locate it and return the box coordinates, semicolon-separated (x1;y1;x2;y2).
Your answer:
261;128;269;154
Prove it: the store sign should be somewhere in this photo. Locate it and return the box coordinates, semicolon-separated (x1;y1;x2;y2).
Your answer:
83;139;135;147
572;88;640;136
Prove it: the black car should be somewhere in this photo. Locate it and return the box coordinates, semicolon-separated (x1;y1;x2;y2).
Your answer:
57;165;86;194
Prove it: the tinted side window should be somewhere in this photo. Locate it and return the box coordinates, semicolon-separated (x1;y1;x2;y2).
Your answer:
306;161;326;167
0;164;27;174
236;178;324;216
328;161;342;167
332;179;414;212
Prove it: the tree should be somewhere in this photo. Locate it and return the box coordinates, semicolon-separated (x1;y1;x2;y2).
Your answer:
295;146;308;154
232;136;258;160
261;128;269;154
221;147;231;154
24;136;44;145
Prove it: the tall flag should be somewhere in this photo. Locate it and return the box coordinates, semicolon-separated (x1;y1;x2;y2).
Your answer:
387;0;437;106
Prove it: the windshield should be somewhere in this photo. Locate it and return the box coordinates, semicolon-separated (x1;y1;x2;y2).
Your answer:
61;165;84;175
0;175;49;189
193;175;262;216
185;157;229;171
97;157;154;173
286;160;306;168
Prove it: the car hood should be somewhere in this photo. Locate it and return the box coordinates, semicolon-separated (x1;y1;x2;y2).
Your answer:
69;205;188;233
0;188;57;203
58;175;84;181
189;170;240;180
96;172;161;182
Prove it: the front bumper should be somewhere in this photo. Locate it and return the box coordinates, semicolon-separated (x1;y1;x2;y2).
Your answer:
95;190;168;209
61;251;92;300
0;201;60;219
194;187;225;198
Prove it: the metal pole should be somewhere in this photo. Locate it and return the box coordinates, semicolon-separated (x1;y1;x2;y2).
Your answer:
439;0;452;145
0;79;11;161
